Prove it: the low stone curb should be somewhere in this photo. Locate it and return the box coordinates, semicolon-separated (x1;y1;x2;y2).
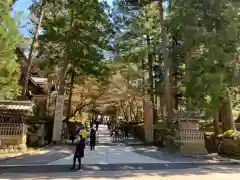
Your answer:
124;138;240;164
0;144;52;161
179;153;240;163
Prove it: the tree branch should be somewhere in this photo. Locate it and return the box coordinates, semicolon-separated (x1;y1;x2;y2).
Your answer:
62;89;105;122
119;100;129;121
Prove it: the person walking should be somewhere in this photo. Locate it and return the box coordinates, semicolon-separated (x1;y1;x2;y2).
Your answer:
71;135;85;170
95;120;100;131
107;120;111;130
69;131;76;144
89;127;96;150
124;126;129;139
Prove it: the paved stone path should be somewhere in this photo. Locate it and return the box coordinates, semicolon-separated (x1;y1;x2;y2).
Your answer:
0;145;74;166
0;125;239;179
46;125;214;165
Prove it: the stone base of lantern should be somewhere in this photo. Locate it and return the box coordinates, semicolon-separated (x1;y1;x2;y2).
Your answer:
174;141;208;155
0;135;27;150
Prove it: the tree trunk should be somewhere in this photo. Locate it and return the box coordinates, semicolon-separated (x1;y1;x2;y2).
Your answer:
219;92;235;132
158;0;174;126
159;94;165;114
119;100;129;121
145;7;155;123
67;69;75;118
173;72;178;110
21;0;45;99
52;11;74;142
185;54;192;110
174;95;178;110
141;51;145;94
10;0;18;9
146;35;154;106
162;28;173;125
129;98;138;122
214;112;221;134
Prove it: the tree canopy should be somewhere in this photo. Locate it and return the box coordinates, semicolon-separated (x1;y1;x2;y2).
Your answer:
1;0;239;132
0;0;21;99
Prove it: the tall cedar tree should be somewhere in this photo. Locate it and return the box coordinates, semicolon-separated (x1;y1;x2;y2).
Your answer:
167;0;240;130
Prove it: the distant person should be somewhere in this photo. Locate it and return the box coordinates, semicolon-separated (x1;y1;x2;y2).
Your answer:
110;125;114;137
69;132;76;144
95;120;100;131
71;135;85;170
107;121;111;130
90;120;94;128
90;127;96;150
124;125;129;139
76;124;84;134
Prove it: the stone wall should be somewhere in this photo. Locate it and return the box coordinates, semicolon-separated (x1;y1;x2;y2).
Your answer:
174;141;207;155
0;123;27;150
131;123;171;147
218;136;240;157
131;122;207;155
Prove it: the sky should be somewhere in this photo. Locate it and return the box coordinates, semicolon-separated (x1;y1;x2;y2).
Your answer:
12;0;33;37
13;0;114;37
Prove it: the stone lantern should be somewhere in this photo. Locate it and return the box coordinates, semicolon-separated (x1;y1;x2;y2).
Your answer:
174;112;202;131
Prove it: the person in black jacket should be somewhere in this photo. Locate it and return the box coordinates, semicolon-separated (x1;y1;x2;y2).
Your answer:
95;120;100;131
107;120;111;130
123;124;129;139
90;127;96;150
71;135;85;170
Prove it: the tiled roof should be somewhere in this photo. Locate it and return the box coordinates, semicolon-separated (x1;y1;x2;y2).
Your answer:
30;77;48;89
31;77;47;84
0;100;34;115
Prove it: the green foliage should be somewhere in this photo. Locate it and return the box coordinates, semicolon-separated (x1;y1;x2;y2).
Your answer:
112;0;162;63
0;0;21;99
223;129;237;136
26;0;240;123
167;0;240;114
31;0;113;82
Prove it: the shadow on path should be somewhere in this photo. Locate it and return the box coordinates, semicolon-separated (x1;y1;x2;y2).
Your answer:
122;138;199;162
0;145;74;165
0;164;239;179
0;163;239;174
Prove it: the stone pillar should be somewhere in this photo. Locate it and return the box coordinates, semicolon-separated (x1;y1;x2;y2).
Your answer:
19;124;27;150
19;135;27;149
143;100;154;144
52;95;65;142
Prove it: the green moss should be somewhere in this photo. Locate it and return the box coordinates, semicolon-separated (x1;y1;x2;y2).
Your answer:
223;129;238;137
154;121;168;130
